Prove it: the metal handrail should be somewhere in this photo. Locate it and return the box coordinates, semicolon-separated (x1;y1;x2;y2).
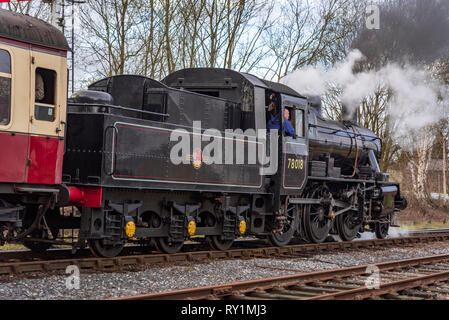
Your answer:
68;102;170;118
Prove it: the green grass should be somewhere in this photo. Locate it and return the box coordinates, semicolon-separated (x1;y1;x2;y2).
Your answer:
398;221;449;230
0;243;26;251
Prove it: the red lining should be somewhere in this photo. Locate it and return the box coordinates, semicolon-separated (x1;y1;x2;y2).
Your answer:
116;123;261;145
114;174;261;186
0;36;68;56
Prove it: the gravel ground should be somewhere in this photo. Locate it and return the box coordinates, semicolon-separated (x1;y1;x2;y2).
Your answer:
1;241;449;300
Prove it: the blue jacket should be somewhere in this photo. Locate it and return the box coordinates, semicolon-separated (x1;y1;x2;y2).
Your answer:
267;114;280;131
284;118;296;137
267;115;296;137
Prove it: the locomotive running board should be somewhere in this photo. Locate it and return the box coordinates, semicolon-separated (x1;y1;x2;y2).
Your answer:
289;198;322;205
289;198;351;207
289;198;355;217
15;187;60;194
308;176;376;184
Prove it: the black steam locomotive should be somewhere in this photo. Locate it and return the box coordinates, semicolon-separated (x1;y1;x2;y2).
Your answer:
0;10;406;258
59;68;407;257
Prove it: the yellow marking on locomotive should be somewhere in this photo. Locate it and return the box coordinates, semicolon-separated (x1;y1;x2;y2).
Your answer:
187;220;197;236
239;220;247;235
125;221;136;238
287;158;304;170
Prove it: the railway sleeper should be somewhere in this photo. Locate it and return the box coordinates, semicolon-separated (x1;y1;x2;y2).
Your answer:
400;288;439;299
249;290;311;299
279;285;340;294
227;294;271;300
308;281;360;290
420;285;449;295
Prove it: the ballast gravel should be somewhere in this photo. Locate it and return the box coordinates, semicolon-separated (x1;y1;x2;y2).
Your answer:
1;241;449;300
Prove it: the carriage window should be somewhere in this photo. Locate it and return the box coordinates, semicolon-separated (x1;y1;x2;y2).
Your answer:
0;50;11;74
0;49;11;126
295;109;304;137
35;68;56;122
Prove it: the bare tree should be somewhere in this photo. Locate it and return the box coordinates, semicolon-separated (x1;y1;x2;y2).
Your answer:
177;0;206;69
263;0;358;81
1;0;49;18
134;0;164;78
134;0;272;78
404;127;436;201
79;0;143;78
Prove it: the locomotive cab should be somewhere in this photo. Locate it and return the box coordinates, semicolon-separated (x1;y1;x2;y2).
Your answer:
275;94;309;192
163;68;310;193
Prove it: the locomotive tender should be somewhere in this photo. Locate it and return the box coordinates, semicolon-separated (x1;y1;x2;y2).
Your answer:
0;9;406;257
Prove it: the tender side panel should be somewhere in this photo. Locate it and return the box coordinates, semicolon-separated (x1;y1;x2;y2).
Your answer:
112;122;263;188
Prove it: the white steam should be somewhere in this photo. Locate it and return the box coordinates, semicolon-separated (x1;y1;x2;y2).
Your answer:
280;49;448;139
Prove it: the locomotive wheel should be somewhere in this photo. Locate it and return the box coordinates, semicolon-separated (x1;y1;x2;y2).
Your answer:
375;221;389;239
303;187;332;243
88;239;125;258
208;236;234;251
336;212;362;242
268;204;298;247
155;237;184;254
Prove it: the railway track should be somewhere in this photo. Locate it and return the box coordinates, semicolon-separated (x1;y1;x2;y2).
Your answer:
114;253;449;300
0;228;437;263
0;231;449;277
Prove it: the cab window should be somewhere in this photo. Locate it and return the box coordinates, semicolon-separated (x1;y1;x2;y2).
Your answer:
0;49;11;126
35;68;56;122
295;109;305;137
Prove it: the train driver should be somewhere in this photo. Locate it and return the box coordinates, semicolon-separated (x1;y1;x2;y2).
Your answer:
267;107;296;137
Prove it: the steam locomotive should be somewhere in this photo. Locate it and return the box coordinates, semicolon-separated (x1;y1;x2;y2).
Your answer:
0;9;406;257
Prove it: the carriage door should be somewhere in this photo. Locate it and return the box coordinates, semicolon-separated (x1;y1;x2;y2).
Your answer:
27;51;65;184
281;95;308;191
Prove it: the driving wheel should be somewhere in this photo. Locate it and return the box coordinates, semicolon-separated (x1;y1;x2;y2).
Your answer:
303;187;333;243
268;203;298;247
336;211;363;241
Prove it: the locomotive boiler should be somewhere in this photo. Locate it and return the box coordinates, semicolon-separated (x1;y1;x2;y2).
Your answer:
0;9;407;258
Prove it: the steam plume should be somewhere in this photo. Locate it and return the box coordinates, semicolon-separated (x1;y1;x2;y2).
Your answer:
280;49;448;139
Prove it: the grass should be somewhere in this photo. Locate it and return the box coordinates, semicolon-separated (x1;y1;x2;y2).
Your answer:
0;243;26;251
398;221;449;230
